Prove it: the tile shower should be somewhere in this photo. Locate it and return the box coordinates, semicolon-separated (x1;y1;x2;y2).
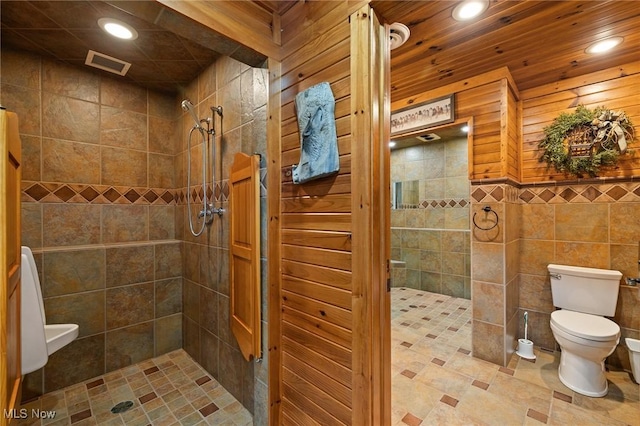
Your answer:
2;47;268;422
390;133;471;299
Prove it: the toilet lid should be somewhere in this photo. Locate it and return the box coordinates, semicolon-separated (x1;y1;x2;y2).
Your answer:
550;310;619;341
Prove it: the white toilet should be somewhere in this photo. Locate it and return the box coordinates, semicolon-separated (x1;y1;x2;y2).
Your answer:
548;264;621;397
21;246;79;375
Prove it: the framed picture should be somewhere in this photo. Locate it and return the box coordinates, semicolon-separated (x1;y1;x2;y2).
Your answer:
390;94;455;136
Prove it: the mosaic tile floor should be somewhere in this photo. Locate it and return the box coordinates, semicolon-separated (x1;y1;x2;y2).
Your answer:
15;350;251;426
391;287;640;426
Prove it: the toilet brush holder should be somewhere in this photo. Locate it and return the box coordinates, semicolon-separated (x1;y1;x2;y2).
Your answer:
516;338;536;360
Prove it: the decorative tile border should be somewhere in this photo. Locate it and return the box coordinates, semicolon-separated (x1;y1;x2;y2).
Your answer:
471;179;640;204
21;168;268;205
22;181;176;205
397;198;470;209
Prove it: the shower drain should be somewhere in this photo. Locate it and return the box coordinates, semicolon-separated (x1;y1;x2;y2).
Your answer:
110;401;134;414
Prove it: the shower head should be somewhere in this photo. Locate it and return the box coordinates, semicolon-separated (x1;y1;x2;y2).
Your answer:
181;99;201;129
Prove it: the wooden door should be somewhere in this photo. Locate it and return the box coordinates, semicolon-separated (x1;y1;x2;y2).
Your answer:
1;109;22;424
229;152;261;361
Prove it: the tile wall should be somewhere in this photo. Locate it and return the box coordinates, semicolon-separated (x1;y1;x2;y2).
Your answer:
1;48;183;398
470;182;520;366
390;137;471;298
176;56;269;423
471;180;640;371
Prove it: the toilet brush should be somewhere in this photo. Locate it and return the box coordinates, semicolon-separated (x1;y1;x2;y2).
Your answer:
516;311;536;360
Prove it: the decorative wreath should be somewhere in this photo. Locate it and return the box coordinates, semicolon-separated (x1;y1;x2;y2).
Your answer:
538;105;635;177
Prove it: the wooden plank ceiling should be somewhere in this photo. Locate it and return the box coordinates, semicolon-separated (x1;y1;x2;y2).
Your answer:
371;0;640;102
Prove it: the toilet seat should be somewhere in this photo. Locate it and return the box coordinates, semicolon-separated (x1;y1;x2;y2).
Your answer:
551;310;619;342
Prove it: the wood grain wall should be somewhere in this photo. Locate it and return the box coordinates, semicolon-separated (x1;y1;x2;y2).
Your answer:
520;60;640;183
392;68;519;181
275;2;358;424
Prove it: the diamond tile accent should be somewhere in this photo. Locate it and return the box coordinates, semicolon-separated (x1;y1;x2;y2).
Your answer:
222;181;230;198
144;190;159;203
124;189;141;203
471;188;487;202
490;186;504;201
25;183;49;201
538;189;555;202
519;189;535;202
102;188;121;202
161;191;174;204
54;185;75;202
559;187;577;201
607;185;627;200
581;186;602;201
80;186;100;202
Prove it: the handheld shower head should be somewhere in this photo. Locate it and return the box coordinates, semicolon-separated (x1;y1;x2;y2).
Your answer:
181;99;201;129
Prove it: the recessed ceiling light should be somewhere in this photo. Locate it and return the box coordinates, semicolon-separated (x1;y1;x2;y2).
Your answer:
452;0;489;22
389;141;397;148
585;36;623;54
461;125;469;133
98;18;138;40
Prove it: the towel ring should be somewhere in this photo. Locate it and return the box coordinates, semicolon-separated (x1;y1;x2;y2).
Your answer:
472;206;499;231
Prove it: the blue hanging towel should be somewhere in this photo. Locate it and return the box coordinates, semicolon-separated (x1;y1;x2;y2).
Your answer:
293;82;339;184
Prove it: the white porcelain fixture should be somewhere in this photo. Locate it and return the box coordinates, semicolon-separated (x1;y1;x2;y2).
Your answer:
21;246;79;375
626;337;640;384
548;264;621;397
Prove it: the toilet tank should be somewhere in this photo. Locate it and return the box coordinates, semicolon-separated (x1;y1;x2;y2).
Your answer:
548;264;622;316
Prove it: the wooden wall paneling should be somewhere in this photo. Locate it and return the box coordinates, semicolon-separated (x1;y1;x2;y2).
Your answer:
157;0;280;59
267;58;283;425
390;67;514;112
500;79;509;178
520;62;640;182
350;5;390;424
280;1;350;50
282;260;351;290
282;290;352;329
282;306;352;349
281;229;352;250
277;1;355;422
281;194;353;214
282;377;346;426
282;135;352;166
281;77;352;121
283;352;352;408
282;275;351;309
281;175;352;198
282;336;352;388
520;60;640;101
280;58;351;106
283;322;352;369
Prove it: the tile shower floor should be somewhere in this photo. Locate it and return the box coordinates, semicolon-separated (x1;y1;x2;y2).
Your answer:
391;287;639;425
16;350;251;426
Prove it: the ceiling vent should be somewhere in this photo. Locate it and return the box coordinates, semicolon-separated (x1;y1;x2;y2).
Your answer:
389;23;410;50
417;133;441;142
85;50;131;76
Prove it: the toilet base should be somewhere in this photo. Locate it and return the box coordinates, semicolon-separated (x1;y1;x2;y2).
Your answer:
557;350;608;397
